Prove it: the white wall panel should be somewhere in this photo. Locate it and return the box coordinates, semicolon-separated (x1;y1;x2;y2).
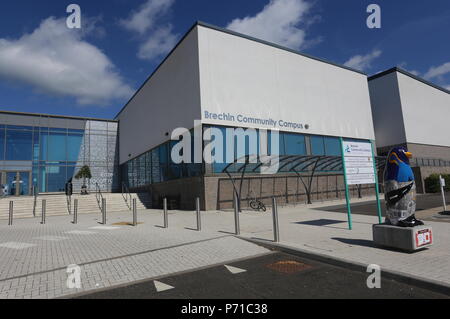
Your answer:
368;72;407;148
117;28;202;164
397;72;450;147
198;26;375;140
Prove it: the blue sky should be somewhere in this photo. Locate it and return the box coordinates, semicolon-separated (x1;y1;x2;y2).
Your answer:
0;0;449;119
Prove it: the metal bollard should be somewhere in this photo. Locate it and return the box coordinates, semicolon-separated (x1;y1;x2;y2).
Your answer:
440;175;447;212
272;197;280;242
234;193;240;235
196;197;201;231
133;198;137;226
73;199;78;224
163;198;168;228
41;200;46;225
8;201;13;226
102;198;106;225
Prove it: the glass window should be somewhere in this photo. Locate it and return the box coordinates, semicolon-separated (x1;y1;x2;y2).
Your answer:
38;166;46;193
211;126;228;173
49;127;67;133
284;133;306;155
40;131;49;161
151;148;161;184
145;151;152;185
67;166;76;182
68;129;84;134
48;132;67;161
139;155;146;186
67;133;83;162
47;165;67;192
267;130;282;156
324;137;341;156
159;144;169;181
6;129;32;161
32;132;39;163
311;136;325;155
6;125;32;131
0;128;5;160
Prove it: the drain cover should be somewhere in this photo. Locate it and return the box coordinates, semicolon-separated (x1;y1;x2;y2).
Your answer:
266;260;312;274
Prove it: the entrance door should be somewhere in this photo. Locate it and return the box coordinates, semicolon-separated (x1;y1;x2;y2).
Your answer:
4;171;31;196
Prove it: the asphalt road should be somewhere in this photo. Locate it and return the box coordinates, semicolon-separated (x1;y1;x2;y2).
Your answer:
315;192;450;219
74;252;448;299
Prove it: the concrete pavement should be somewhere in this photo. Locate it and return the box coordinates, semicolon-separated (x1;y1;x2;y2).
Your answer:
1;195;449;299
0;211;269;299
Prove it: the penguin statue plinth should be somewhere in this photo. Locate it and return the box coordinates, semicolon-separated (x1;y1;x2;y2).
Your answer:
372;148;433;252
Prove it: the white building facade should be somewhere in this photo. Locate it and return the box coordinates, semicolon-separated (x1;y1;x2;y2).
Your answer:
116;22;377;210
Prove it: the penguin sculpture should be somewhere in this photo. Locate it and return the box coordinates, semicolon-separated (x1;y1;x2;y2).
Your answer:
383;147;424;227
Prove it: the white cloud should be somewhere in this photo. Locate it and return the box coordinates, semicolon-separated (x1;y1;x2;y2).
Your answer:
0;17;133;106
408;70;420;76
226;0;315;50
138;25;178;60
344;50;382;71
121;0;178;61
120;0;174;35
424;62;450;80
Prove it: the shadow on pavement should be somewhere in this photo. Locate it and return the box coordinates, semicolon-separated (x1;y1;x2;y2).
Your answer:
331;237;376;248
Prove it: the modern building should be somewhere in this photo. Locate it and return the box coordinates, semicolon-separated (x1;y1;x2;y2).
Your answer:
0;111;119;196
368;67;450;193
116;22;377;210
369;67;450;159
3;22;448;208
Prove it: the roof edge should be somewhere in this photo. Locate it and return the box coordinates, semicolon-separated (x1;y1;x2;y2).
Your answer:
0;110;116;122
195;21;367;76
114;20;368;120
368;67;450;94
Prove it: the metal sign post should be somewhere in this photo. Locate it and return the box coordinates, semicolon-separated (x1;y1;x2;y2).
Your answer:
340;138;353;230
196;197;201;231
440;175;447;212
340;139;382;230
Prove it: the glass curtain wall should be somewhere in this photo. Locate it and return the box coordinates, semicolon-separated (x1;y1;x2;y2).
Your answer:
120;124;347;188
121;132;203;189
0;118;118;193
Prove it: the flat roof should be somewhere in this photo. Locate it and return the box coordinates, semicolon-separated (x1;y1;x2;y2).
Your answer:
0;110;116;122
114;21;367;120
368;67;450;95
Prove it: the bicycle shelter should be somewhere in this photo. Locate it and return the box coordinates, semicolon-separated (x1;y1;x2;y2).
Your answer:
222;155;387;212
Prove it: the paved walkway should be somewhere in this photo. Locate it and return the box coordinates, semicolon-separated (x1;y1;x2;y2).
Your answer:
1;195;449;299
0;212;269;299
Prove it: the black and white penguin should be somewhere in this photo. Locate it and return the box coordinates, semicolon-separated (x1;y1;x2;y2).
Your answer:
384;147;423;227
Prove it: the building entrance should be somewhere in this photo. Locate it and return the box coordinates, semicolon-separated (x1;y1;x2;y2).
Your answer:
0;171;31;196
